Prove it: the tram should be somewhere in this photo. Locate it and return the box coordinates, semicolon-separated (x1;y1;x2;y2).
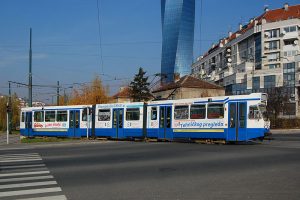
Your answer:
20;93;270;142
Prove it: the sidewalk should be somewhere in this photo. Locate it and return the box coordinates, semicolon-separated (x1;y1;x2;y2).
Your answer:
271;129;300;134
0;132;20;145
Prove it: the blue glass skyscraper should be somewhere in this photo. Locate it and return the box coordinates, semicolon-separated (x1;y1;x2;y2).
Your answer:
161;0;195;83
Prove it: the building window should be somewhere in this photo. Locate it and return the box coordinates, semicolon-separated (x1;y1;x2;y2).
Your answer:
45;111;56;122
190;105;206;119
268;40;279;50
284;26;297;33
264;75;276;88
255;34;261;69
265;29;279;38
252;77;260;90
267;53;280;62
174;105;189;120
207;104;224;119
284;50;298;57
283;63;295;86
57;111;68;122
126;108;140;121
232;83;247;94
269;64;279;69
98;109;111;121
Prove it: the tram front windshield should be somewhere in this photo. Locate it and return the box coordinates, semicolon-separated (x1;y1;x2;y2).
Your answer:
258;104;269;121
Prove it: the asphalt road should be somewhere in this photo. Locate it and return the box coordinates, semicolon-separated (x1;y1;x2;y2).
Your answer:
1;133;300;200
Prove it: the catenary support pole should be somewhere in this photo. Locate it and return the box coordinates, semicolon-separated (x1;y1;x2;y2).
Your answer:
8;81;12;134
29;28;32;107
6;103;9;144
57;81;60;106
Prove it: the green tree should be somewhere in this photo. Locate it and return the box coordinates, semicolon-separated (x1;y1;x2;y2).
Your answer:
129;67;152;102
267;87;288;127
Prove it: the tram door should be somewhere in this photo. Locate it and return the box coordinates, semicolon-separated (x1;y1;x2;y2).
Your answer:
69;110;81;137
25;112;32;137
158;106;172;140
112;108;124;139
228;102;247;141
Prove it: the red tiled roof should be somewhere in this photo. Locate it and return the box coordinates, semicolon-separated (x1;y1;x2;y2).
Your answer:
263;4;300;23
200;4;300;59
152;75;223;93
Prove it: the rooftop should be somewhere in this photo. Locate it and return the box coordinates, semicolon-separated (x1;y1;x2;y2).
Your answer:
112;87;132;99
152;75;223;93
200;3;300;60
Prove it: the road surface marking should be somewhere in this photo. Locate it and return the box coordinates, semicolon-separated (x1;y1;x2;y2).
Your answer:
0;187;62;197
0;164;45;169
0;175;54;183
0;158;42;163
0;181;57;189
0;152;67;199
17;195;67;200
0;170;50;177
0;153;39;157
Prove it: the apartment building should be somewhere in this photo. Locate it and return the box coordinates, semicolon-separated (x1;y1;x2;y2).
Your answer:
191;3;300;117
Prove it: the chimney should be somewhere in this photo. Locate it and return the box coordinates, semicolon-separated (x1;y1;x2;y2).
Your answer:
239;23;243;30
264;6;269;12
284;3;289;11
228;31;232;37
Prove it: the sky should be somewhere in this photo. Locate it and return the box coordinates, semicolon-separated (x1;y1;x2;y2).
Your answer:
0;0;299;103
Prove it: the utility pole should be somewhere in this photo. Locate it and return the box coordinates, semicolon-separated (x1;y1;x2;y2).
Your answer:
6;102;9;144
8;81;12;134
63;89;67;105
29;28;33;107
57;81;60;106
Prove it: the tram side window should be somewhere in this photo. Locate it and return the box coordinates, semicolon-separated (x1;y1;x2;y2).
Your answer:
45;111;56;122
57;111;68;122
126;108;140;121
174;105;189;120
98;109;111;121
21;112;25;122
82;108;87;121
151;107;157;120
207;104;224;119
190;105;206;119
34;111;44;122
249;105;260;119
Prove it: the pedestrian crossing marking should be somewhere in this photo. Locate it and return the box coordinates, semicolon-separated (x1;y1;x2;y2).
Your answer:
0;152;67;199
0;170;50;177
0;164;46;169
0;156;41;161
0;175;54;183
0;187;62;197
17;194;67;200
0;180;57;189
0;153;39;157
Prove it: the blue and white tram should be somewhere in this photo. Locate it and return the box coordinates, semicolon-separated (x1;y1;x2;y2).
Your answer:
146;93;270;141
95;102;145;139
20;93;270;142
20;105;92;138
